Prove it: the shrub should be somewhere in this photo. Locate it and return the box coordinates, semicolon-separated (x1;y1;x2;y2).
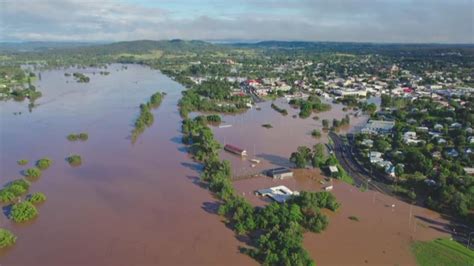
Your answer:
66;155;82;166
311;129;322;138
67;134;78;141
0;190;15;203
206;114;222;124
24;167;41;178
36;157;53;170
78;132;88;141
0;179;30;202
262;124;273;129
17;159;28;166
68;133;88;141
10;202;38;222
0;229;17;248
27;192;47;204
348;216;359;221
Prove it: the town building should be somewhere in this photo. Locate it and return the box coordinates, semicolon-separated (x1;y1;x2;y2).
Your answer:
265;167;293;179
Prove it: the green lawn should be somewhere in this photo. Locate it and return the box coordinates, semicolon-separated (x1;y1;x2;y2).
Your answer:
411;238;474;266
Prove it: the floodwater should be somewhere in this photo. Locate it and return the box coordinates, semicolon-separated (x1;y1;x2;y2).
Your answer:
0;64;256;265
233;169;450;265
1;64;446;265
209;98;368;177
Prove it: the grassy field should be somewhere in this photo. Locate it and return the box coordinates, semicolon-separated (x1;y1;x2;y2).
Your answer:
115;49;163;60
411;238;474;266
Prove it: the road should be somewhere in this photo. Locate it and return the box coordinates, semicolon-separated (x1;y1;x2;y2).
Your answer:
329;131;395;196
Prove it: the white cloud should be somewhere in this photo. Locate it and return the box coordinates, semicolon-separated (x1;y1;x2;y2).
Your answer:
0;0;472;43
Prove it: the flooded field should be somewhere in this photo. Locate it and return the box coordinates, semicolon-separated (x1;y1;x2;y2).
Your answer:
210;98;368;178
233;170;450;265
0;64;256;265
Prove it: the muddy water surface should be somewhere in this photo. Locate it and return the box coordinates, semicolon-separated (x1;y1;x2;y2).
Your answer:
0;64;256;265
209;98;368;178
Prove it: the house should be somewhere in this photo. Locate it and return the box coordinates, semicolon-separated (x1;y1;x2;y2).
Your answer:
361;139;374;148
468;136;474;144
266;167;293;179
434;124;444;131
369;151;383;164
328;165;339;177
361;120;396;135
432;151;442;159
450;122;462;129
446;148;459;158
416;126;429;132
464;168;474;176
256;185;299;203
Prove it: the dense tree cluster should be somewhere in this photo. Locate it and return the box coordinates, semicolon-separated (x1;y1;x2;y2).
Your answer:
66;154;82;166
36;157;53;170
289;95;331;118
178;80;250;118
0;229;16;249
131;91;165;142
10;201;38;223
0;179;30;203
24;167;41;178
27;192;47;204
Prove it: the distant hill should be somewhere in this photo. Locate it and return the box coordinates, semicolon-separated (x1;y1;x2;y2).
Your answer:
228;40;474;55
0;40;220;55
0;41;99;52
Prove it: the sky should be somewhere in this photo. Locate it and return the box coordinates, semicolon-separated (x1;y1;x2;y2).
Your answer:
0;0;473;43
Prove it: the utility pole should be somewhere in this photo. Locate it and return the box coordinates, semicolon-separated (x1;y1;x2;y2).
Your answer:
468;232;474;249
408;204;413;228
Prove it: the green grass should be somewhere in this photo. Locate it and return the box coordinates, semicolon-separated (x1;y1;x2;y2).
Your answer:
411;238;474;266
337;164;355;185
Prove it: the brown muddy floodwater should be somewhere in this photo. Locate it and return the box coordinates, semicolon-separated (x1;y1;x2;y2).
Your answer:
208;98;368;178
233;170;450;265
0;64;256;265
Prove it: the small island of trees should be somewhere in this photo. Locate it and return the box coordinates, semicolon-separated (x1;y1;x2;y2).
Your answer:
131;91;165;142
17;159;28;166
36;157;53;170
27;192;47;204
289;95;331;118
0;229;17;249
10;201;38;223
0;179;31;203
66;155;82;166
24;167;41;178
271;102;288;115
67;132;89;141
72;72;90;83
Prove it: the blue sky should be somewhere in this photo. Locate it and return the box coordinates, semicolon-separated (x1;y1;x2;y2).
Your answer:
1;0;473;43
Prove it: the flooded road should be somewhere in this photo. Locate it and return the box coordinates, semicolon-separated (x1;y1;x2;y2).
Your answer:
0;64;256;265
